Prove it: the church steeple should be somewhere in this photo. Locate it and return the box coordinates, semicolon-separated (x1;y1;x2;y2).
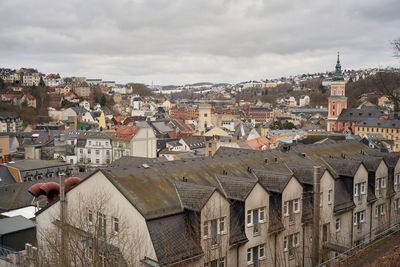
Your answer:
333;51;344;81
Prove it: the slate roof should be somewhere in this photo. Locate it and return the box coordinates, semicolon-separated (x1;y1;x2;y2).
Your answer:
0;166;16;186
174;181;216;212
215;174;257;201
344;154;382;172
147;213;203;266
337;107;384;122
0;215;35;236
3;160;70;172
357;118;400;128
323;157;363;178
253;169;294;193
181;136;205;150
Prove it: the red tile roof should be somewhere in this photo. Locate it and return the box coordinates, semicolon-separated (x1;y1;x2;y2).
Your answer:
246;136;272;150
112;125;140;141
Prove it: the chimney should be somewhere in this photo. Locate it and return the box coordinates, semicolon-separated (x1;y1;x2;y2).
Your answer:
41;136;44;144
312;166;321;266
31;136;34;143
18;135;23;146
237;135;240;141
48;135;51;142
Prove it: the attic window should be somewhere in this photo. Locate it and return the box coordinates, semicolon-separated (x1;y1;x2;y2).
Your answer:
301;153;306;158
264;158;268;164
247;167;252;173
274;157;278;163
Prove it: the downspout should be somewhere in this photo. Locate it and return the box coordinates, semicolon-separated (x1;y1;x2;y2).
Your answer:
350;212;354;246
369;202;373;241
274;233;277;267
236;245;239;267
302;224;305;267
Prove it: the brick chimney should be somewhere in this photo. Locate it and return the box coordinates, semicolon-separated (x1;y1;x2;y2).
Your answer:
41;136;44;144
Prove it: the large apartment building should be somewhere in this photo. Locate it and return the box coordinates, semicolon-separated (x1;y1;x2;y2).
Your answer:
35;141;400;267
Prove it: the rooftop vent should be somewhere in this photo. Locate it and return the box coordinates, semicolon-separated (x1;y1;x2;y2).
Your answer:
247;167;252;173
142;163;150;169
264;158;268;164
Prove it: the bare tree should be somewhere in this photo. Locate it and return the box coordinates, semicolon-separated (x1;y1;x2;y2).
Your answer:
392;38;400;58
37;190;149;267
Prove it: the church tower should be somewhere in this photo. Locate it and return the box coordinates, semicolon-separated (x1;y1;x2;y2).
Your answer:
327;52;347;132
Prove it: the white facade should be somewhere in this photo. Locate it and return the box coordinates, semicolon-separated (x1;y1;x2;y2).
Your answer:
76;136;113;167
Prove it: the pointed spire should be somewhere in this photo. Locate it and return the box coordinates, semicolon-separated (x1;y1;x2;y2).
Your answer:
333;51;344;81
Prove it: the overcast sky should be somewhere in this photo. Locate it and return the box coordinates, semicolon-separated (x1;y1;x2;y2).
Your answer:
1;0;399;85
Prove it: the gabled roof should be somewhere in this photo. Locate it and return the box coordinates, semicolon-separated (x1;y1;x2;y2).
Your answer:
323;157;364;178
215;174;258;201
253;169;300;193
174;181;216;212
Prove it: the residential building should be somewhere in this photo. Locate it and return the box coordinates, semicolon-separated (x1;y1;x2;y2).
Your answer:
112;124;157;160
0;112;22;133
44;73;62;87
249;107;274;124
18;68;41;87
74;82;91;98
75;131;113;170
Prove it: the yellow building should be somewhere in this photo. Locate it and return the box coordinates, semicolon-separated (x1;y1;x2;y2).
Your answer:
355;119;400;152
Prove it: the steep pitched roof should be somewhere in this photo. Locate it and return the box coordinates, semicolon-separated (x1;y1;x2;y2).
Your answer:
174;181;216;212
253;169;297;193
323;157;364;178
215;174;258;201
147;213;203;266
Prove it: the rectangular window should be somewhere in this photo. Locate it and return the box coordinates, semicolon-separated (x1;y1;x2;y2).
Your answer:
247;248;252;264
294;199;299;213
219;217;225;234
259;244;265;258
112;217;119;234
96;159;100;164
97;212;106;237
247;210;252;226
88;209;93;224
361;182;366;194
284;202;289;216
203;221;208;238
88;149;91;154
328;190;332;204
259;208;265;222
336;218;341;232
96;149;100;155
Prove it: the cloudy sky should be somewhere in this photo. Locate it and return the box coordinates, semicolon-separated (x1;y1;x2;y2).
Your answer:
1;0;399;85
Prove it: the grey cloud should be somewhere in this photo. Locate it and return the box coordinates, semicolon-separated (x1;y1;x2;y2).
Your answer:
0;0;398;84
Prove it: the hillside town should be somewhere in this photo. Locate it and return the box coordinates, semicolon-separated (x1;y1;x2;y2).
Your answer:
0;53;400;267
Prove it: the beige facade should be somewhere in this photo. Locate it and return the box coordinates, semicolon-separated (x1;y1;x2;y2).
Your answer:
0;135;10;158
198;104;212;134
36;171;157;267
74;86;91;98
